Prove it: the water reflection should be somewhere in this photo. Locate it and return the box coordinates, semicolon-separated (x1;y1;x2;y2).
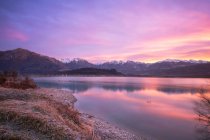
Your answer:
36;80;144;93
37;81;91;93
36;80;209;94
157;87;208;94
195;94;210;140
101;83;144;92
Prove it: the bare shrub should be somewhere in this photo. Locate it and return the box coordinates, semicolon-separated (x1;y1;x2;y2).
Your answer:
19;76;37;89
195;94;210;140
0;75;6;85
0;71;37;89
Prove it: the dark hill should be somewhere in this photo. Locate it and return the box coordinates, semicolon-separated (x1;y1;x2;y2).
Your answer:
0;48;64;74
156;63;210;77
59;68;123;76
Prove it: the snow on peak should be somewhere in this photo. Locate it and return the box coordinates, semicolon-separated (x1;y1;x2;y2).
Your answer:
106;60;125;64
158;59;209;63
60;58;88;63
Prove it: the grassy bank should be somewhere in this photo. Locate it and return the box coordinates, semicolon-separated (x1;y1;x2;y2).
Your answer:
0;88;93;139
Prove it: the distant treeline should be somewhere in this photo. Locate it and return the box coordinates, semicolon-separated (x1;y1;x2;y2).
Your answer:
59;68;124;76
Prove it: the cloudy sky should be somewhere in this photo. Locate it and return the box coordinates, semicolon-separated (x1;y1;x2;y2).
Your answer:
0;0;210;62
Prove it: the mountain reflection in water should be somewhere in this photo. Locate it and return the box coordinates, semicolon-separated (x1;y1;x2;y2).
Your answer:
36;80;208;94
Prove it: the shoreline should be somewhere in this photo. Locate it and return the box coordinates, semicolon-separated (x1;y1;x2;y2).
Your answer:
0;87;146;140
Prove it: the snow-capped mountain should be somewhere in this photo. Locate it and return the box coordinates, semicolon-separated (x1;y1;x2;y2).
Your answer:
63;58;95;70
61;58;210;75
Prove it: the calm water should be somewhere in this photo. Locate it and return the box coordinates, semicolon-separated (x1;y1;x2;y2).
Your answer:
33;77;210;140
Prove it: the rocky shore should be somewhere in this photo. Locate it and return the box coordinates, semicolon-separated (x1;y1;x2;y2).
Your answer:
0;87;145;140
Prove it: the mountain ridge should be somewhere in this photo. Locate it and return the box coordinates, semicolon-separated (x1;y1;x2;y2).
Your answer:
0;48;210;77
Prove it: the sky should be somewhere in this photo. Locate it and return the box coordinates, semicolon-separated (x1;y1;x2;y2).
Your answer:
0;0;210;63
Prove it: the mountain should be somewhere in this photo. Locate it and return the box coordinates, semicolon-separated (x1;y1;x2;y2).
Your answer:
138;60;210;76
63;58;95;70
59;68;123;76
0;48;210;77
153;63;210;77
0;48;64;74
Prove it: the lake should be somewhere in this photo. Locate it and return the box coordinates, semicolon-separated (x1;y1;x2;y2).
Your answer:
33;77;210;140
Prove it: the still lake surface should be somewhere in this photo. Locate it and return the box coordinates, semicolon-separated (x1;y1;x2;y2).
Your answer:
34;77;210;140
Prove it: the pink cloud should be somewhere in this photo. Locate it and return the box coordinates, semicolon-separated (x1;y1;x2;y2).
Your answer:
0;26;28;42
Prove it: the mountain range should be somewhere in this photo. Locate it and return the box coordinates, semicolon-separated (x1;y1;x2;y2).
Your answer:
0;48;210;77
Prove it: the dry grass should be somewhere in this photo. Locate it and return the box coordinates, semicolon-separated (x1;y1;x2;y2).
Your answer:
0;87;92;140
